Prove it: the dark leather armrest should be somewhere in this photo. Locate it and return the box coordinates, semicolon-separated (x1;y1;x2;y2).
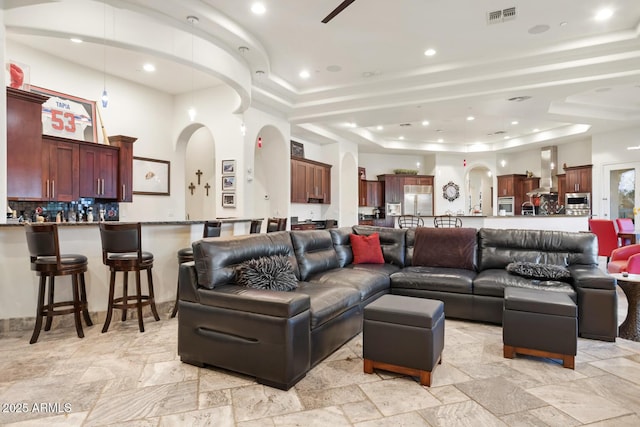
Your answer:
569;265;616;290
197;284;311;318
179;262;200;303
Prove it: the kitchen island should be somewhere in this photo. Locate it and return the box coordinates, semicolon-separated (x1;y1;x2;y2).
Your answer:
389;215;589;233
0;218;263;331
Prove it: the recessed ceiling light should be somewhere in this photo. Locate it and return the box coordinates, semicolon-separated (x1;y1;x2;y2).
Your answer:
528;24;550;34
437;138;444;143
467;116;475;121
533;128;540;132
595;8;613;21
347;122;357;128
299;70;310;79
504;136;510;140
251;2;266;15
422;120;430;126
70;38;83;43
511;121;519;125
376;125;383;130
142;63;156;72
398;136;405;140
424;48;436;57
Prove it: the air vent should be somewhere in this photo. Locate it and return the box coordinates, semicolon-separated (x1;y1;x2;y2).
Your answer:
399;123;412;127
507;96;531;102
487;7;517;24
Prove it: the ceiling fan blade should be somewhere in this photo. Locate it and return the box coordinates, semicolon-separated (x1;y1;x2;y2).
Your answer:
321;0;356;23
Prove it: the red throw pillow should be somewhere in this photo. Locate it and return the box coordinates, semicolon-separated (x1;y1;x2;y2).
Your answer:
350;233;385;264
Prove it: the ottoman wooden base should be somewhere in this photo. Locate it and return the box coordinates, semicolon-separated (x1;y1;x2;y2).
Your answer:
364;355;442;386
503;344;575;369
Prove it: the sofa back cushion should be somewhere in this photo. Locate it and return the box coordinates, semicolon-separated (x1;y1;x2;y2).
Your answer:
412;227;477;271
478;228;598;271
352;225;407;266
290;230;340;281
192;231;298;289
330;227;354;267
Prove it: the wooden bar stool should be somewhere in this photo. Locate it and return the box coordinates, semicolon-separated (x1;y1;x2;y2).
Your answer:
171;220;221;318
249;220;262;234
99;222;159;332
25;223;92;344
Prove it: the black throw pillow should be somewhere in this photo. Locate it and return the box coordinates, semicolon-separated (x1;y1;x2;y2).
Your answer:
236;255;298;291
506;261;571;282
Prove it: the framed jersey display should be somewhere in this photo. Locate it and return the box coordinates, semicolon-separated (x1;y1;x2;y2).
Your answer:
31;86;97;143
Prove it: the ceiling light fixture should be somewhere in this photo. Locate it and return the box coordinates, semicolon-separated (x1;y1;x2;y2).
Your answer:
437;138;444;143
533;128;540;132
251;2;266;15
187;15;199;122
511;120;519;125
70;38;83;44
143;63;156;72
424;48;437;57
376;125;383;130
422;120;430;126
467;116;475;121
100;2;108;109
399;136;404;140
595;8;613;21
299;70;310;79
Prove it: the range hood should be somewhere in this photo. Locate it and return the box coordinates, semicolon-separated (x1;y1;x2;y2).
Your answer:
526;146;558;196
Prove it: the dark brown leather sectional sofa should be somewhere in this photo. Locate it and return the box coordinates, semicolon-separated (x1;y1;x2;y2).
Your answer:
177;225;617;390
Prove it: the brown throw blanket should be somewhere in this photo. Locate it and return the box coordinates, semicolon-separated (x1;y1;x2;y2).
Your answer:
413;227;477;271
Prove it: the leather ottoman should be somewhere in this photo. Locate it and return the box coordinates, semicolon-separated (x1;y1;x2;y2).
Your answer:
503;287;577;369
363;294;444;386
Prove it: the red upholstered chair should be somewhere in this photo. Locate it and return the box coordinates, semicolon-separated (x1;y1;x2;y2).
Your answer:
588;219;620;263
607;244;640;273
616;218;635;246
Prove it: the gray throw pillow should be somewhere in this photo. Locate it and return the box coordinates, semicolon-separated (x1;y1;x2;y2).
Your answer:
506;261;571;282
236;255;298;291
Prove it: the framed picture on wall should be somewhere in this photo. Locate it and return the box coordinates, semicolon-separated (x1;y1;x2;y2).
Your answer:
222;159;236;175
132;157;171;195
291;140;305;158
222;175;236;191
222;193;236;207
30;86;98;143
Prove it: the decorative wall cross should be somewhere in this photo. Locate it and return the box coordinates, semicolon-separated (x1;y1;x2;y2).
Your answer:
204;182;211;196
188;182;196;195
195;169;203;185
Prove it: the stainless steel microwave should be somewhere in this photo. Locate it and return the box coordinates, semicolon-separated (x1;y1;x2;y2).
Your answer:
565;192;590;216
497;196;515;216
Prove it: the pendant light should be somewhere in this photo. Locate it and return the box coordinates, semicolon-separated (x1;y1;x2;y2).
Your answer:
187;15;199;121
101;2;109;108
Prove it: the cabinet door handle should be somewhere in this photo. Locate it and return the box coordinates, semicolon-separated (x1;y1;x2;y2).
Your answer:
45;179;50;198
122;184;126;199
51;180;55;199
97;179;100;195
101;179;105;195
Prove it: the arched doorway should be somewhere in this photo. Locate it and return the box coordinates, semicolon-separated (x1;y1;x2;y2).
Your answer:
176;124;216;220
466;165;493;216
252;125;288;227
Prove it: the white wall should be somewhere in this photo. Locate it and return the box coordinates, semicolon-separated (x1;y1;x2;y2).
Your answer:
1;10;7;221
358;152;433;178
185;127;215;220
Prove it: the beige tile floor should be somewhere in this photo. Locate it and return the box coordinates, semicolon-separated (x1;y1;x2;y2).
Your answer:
1;288;639;426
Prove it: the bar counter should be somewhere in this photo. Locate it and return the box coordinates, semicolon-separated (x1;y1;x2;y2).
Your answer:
0;219;263;330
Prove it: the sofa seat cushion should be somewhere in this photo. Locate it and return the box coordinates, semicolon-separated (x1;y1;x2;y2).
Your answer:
293;282;361;329
347;263;402;276
390;266;475;294
308;267;390;301
474;269;576;298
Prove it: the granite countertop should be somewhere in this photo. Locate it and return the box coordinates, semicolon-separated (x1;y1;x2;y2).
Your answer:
0;218;264;227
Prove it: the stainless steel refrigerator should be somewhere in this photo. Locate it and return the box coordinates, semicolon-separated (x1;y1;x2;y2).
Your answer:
403;185;433;216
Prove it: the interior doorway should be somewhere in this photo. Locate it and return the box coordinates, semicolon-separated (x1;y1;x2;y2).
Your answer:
466;166;493;216
603;162;638;220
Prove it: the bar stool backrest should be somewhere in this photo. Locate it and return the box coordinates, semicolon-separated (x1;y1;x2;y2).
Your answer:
203;221;222;238
99;222;143;263
25;223;61;267
249;220;262;234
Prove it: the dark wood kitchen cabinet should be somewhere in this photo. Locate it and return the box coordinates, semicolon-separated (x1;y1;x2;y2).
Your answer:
377;174;434;205
291;157;332;204
497;174;525;197
564;165;592;193
521;177;540;197
6;88;48;200
365;181;384;207
79;144;118;198
42;136;79;202
109;135;137;202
